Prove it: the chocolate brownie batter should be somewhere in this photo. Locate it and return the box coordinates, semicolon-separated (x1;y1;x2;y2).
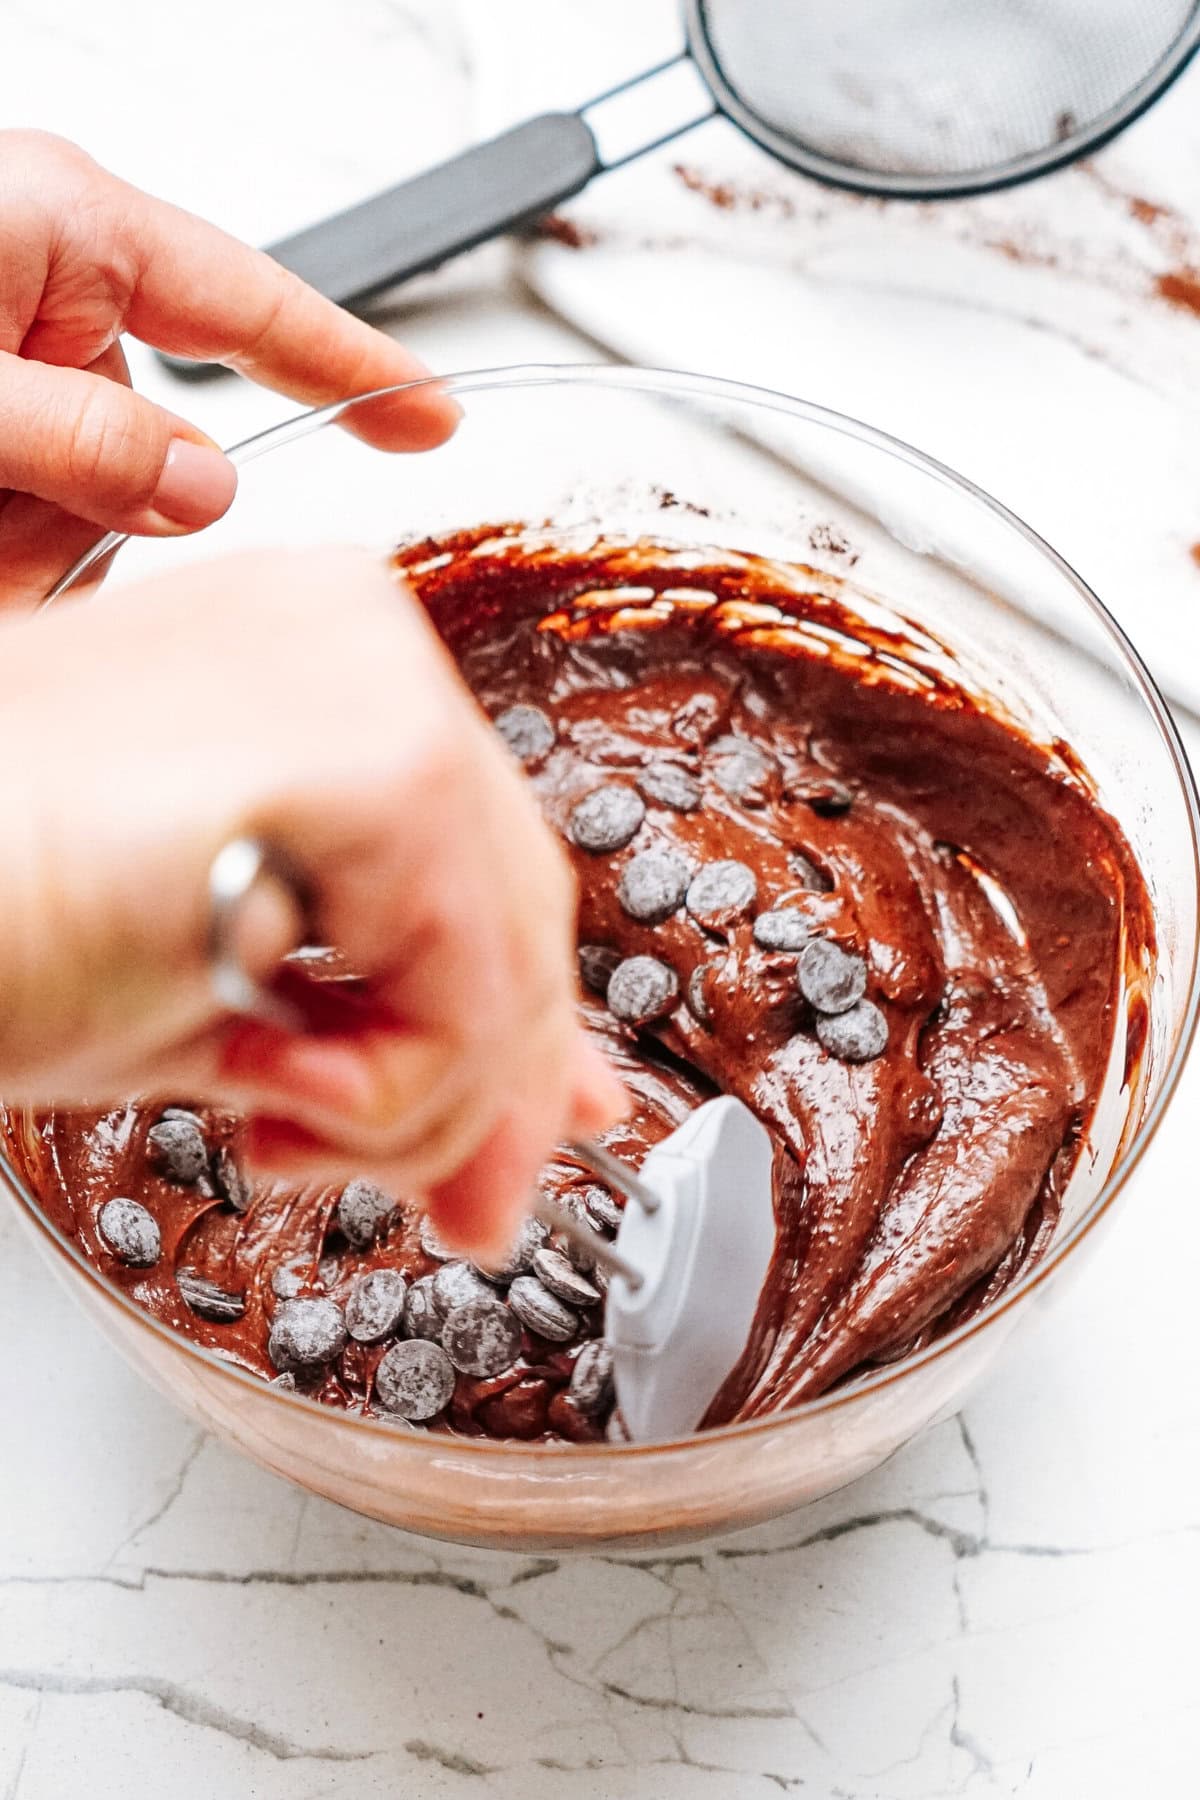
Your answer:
4;527;1152;1440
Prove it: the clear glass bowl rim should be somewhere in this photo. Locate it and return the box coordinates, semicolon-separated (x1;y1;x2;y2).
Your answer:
16;359;1200;1459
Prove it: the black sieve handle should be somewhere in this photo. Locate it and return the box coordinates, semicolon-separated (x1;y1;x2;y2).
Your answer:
159;113;601;378
268;113;601;304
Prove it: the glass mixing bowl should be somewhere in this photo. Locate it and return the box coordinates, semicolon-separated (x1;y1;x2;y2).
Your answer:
4;365;1197;1551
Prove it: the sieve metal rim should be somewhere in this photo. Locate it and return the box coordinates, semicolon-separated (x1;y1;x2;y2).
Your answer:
685;0;1200;201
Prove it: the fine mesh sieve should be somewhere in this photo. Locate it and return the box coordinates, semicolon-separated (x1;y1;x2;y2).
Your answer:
694;0;1200;195
162;0;1200;355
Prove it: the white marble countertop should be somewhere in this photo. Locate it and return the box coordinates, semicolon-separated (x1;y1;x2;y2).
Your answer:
3;5;1200;1796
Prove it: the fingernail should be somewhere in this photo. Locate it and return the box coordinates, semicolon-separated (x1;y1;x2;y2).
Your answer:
152;438;238;527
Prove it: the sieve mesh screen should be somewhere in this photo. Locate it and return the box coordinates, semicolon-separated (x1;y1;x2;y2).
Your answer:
698;0;1200;185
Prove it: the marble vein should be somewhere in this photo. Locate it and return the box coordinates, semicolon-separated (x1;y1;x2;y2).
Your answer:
104;1431;206;1566
956;1415;990;1534
404;1738;495;1777
519;1739;807;1794
597;1679;793;1723
0;1669;375;1765
949;1676;997;1790
614;1504;1142;1573
855;1690;956;1786
3;1696;39;1800
3;1501;1190;1598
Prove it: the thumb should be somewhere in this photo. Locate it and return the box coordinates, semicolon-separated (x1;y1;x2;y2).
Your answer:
0;349;236;534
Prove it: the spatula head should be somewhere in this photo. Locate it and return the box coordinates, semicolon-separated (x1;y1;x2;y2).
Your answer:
605;1096;776;1442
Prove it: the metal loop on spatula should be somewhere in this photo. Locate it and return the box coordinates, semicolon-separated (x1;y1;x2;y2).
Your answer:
532;1142;664;1292
207;836;309;1032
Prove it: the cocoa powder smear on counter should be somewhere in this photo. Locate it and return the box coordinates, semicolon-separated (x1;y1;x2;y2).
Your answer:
5;528;1153;1441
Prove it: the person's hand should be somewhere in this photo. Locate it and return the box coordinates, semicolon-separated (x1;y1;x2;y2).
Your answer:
0;130;458;610
0;549;624;1256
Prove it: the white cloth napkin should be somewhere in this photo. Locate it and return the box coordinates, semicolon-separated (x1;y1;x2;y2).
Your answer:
460;0;1200;715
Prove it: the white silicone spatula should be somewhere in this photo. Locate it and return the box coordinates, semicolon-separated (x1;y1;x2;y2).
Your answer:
590;1096;776;1441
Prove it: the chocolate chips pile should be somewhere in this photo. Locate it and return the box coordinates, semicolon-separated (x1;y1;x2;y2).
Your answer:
265;1200;618;1436
553;731;889;1063
86;694;887;1445
95;1107;619;1440
490;697;889;1062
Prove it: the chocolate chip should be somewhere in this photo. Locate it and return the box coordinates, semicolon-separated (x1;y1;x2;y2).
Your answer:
402;1273;443;1341
686;860;757;929
754;907;810;952
686;963;714;1025
419;1215;456;1262
531;1246;602;1309
375;1339;455;1420
569;1341;615;1418
97;1197;161;1267
607;955;679;1025
579;943;622;994
147;1116;208;1185
442;1296;523;1377
672;691;723;746
508;1275;579;1343
583;1185;623;1232
807;779;854;816
618;848;691;923
553;1183;588;1224
337;1179;396;1250
709;735;774;805
790;851;830;891
210;1146;251;1214
798;938;867;1014
495;703;555;762
473;1215;548;1284
268;1297;348;1371
271;1256;308;1300
568;784;645;853
637;763;702;812
176;1270;246;1323
817;999;889;1062
432;1260;495;1316
346;1268;408;1343
559;1230;598;1275
548;1194;600;1273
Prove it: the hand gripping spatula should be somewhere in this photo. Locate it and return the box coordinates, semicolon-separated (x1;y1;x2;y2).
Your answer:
210;837;778;1443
